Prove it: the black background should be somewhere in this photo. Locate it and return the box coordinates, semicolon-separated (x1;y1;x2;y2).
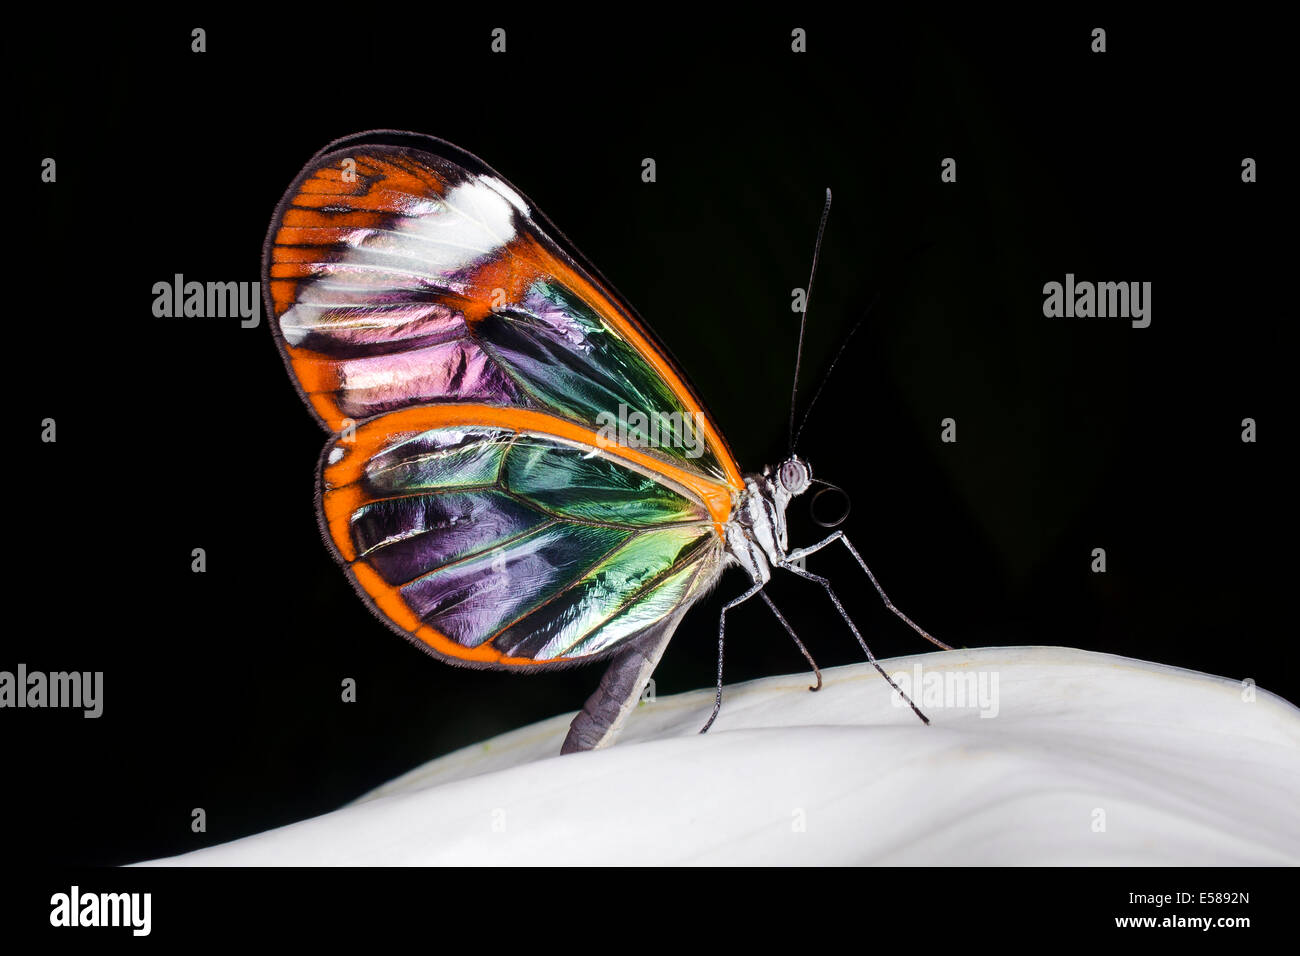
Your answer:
14;12;1288;868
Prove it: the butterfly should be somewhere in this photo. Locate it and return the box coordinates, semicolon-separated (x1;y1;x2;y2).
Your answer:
263;130;949;754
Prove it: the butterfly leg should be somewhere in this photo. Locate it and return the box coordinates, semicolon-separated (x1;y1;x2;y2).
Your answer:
760;591;822;691
786;531;952;650
779;561;931;724
699;580;766;734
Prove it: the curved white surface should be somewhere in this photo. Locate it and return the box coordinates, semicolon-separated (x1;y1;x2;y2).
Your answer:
140;646;1300;865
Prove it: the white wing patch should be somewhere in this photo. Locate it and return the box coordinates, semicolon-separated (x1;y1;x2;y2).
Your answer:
480;175;531;218
279;176;521;347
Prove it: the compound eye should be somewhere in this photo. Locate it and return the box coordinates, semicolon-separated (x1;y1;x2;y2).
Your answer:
779;459;810;494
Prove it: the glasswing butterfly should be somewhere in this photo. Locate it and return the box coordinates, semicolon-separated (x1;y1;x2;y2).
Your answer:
263;130;949;754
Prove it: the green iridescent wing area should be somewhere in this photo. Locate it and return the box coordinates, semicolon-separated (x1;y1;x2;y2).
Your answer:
477;279;724;476
320;411;726;668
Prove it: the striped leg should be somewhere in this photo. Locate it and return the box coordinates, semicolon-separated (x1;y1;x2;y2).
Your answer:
786;531;951;650
699;580;765;734
780;560;932;724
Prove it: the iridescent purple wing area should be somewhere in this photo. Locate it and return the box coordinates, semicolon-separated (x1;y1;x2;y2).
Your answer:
320;408;727;669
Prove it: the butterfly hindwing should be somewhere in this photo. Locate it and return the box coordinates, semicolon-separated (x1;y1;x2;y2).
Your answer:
319;404;728;670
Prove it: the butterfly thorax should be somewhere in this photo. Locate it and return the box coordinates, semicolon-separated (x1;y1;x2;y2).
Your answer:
725;457;813;585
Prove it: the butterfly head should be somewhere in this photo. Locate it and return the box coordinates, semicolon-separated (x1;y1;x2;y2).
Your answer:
776;456;813;497
764;455;851;530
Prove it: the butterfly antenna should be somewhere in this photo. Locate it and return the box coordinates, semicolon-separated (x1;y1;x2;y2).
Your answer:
792;292;878;450
792;236;935;449
788;187;833;455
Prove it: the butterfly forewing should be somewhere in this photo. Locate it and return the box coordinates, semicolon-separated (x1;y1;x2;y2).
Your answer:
266;136;742;489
